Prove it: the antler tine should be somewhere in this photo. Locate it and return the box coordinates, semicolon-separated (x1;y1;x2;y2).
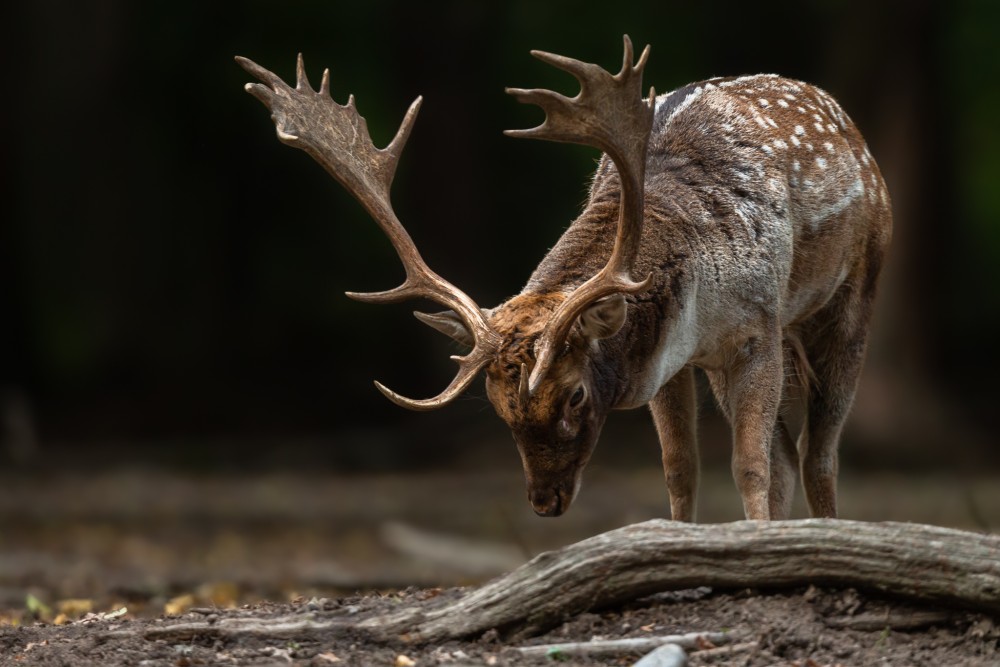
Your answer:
295;52;312;91
375;346;495;411
239;54;500;408
505;36;656;395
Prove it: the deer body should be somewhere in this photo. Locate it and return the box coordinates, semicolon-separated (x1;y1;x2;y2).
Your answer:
239;43;890;522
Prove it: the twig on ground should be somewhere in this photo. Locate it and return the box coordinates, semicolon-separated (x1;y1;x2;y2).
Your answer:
100;615;350;642
514;631;731;658
823;610;956;632
688;641;759;662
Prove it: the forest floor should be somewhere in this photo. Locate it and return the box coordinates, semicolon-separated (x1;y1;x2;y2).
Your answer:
0;467;998;665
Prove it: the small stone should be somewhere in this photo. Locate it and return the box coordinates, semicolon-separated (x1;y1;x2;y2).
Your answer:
633;643;688;667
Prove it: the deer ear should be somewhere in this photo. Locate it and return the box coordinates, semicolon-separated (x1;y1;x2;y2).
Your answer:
414;310;474;347
578;294;627;340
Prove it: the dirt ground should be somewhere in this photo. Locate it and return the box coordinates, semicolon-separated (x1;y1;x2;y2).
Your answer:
1;467;998;665
3;585;998;666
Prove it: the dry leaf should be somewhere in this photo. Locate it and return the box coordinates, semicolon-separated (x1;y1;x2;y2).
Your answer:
198;582;239;608
165;593;196;616
76;607;130;624
57;599;93;618
103;607;128;619
315;652;342;663
53;614;71;626
394;655;416;667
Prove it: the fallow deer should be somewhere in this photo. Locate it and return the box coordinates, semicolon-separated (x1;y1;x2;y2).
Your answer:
237;35;891;521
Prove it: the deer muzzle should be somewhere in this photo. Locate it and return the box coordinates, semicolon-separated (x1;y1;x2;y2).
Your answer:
526;475;582;517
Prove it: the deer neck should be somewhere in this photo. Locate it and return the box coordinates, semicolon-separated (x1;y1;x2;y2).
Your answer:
533;199;699;410
610;239;699;410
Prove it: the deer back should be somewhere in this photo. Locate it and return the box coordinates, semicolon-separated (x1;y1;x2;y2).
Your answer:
517;74;891;408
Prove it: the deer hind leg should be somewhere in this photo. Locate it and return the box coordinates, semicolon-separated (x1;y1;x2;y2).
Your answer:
800;275;879;518
649;365;699;522
706;328;783;520
769;338;810;520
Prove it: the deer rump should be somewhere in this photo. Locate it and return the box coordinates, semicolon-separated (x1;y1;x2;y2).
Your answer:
238;37;892;522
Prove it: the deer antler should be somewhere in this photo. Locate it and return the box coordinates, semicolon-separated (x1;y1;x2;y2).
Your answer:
506;36;655;395
238;54;500;410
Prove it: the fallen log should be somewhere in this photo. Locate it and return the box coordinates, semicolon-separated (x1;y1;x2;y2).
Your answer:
128;519;999;645
357;518;1000;642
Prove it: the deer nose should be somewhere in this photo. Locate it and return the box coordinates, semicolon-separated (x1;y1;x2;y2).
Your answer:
529;489;564;517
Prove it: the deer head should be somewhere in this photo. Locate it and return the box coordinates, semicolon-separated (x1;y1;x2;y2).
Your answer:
238;36;654;517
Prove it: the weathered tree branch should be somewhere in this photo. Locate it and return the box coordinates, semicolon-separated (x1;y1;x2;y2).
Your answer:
132;519;999;645
357;519;999;642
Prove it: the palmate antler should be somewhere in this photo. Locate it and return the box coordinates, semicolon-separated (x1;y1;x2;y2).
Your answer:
506;36;655;396
237;54;501;410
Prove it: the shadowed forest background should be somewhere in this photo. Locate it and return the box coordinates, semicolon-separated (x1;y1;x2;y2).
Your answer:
2;0;999;500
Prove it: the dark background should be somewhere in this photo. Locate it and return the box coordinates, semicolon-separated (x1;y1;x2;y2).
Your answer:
3;0;998;474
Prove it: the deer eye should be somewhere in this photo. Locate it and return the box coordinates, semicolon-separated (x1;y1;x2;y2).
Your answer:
569;386;586;408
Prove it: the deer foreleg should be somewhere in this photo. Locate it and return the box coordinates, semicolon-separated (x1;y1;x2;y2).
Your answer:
649;366;699;522
768;416;800;520
711;331;783;520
